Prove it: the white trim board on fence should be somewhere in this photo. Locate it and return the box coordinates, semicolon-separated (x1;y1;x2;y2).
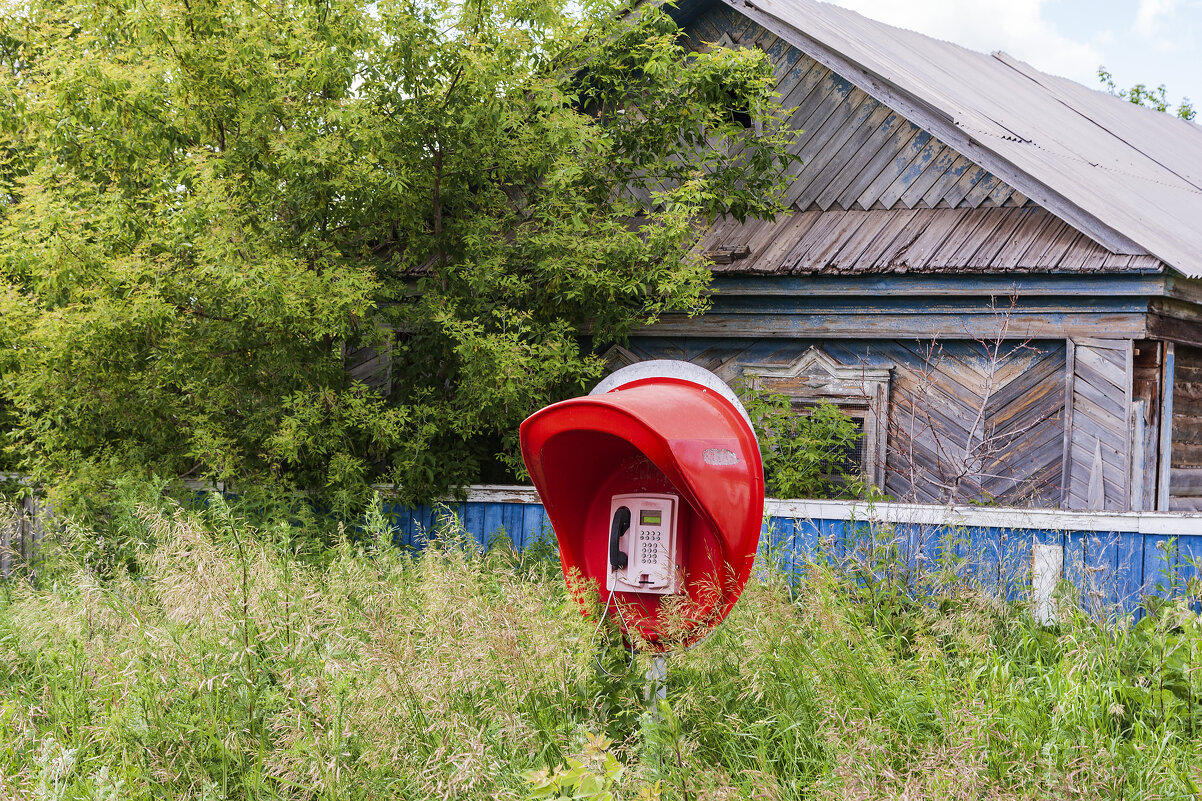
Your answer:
412;485;1202;537
766;498;1202;537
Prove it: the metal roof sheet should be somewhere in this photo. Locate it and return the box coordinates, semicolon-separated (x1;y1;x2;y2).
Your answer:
720;0;1202;277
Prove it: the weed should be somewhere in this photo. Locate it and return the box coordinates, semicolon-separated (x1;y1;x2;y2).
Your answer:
1;499;1200;799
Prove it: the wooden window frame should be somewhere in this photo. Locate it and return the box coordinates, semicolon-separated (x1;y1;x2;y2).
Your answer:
746;347;892;488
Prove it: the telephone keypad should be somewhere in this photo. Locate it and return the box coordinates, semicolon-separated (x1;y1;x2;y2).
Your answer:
638;528;662;563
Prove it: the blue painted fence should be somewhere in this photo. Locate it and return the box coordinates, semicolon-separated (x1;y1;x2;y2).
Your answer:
384;486;1202;615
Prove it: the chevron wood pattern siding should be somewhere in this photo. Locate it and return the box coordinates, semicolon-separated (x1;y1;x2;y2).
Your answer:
885;340;1067;506
686;7;1029;214
624;336;1067;507
1063;339;1134;511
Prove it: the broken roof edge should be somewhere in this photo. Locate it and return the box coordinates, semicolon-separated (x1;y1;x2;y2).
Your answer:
672;0;1202;279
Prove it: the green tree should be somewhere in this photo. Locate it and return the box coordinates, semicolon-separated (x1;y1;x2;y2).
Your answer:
0;0;795;510
1098;66;1196;121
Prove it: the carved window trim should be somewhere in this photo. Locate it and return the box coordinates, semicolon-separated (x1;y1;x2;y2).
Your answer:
746;347;892;488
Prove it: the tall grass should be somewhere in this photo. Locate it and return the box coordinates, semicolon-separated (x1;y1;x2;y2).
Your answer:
0;495;1199;800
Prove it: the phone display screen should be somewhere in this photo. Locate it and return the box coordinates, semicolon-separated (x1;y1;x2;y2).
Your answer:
640;510;662;526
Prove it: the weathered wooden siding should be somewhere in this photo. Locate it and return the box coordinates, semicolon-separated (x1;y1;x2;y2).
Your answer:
1170;344;1202;511
1062;339;1134;511
641;291;1150;343
685;6;1029;214
885;340;1067;506
699;207;1161;276
624;336;1066;507
682;6;1156;276
344;339;392;395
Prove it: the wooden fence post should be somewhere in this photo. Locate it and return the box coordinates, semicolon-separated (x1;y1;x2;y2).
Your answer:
1;500;12;580
1;490;43;582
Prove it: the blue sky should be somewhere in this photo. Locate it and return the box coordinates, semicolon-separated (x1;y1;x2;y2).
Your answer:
826;0;1200;115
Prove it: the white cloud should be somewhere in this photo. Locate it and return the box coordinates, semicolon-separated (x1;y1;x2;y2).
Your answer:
1135;0;1201;51
824;0;1105;86
1137;0;1179;38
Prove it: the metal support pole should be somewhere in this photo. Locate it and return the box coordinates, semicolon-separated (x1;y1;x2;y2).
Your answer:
644;655;667;706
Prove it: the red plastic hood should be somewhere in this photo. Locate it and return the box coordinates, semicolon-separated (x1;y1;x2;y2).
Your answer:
519;372;765;650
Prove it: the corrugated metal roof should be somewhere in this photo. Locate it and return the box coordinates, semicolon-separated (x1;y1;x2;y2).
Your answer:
717;0;1202;277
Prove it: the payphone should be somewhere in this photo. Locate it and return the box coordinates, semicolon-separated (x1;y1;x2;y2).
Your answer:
607;493;680;594
519;360;764;650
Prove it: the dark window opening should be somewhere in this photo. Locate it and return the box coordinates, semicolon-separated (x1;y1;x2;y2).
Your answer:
790;401;867;479
727;99;753;130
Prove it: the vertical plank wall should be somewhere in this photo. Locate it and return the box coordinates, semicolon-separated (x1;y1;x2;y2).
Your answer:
1171;344;1202;511
1063;339;1134;511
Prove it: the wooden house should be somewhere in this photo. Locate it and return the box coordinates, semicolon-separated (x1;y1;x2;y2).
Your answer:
615;0;1202;511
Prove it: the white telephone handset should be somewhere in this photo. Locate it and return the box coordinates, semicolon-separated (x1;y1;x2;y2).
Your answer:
606;493;679;594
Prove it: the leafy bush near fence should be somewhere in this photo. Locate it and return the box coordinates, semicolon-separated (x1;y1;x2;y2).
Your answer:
1;497;1201;800
739;385;870;500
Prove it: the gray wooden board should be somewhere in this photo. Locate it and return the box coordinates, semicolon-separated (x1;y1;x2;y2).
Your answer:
815;107;906;209
857;209;923;269
1069;404;1128;464
1072;367;1128;422
787;93;882;208
798;210;875;269
783;210;854;270
837;118;922;208
828;211;898;269
783;70;847;147
986;349;1065;415
1021;218;1076;266
775;56;828;114
896;210;961;267
756;211;819;269
877;135;942;210
987;179;1017;207
900;144;958;208
993;208;1058;267
785;88;874;194
928;206;997;267
1075;345;1128;392
922;155;973;208
967;207;1028;267
796;99;891;210
964;174;1004;209
856;130;934;211
945;164;989;208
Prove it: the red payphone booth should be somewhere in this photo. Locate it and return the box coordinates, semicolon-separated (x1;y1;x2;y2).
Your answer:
519;361;765;650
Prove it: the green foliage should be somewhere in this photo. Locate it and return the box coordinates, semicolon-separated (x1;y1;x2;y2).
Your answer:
0;0;796;510
525;732;632;801
739;384;869;499
3;501;1202;799
1098;66;1196;121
